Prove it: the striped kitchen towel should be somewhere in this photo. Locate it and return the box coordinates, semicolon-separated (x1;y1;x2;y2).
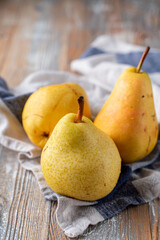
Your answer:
0;35;160;238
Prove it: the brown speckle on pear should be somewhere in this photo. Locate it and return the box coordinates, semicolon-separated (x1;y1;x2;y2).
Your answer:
43;145;48;152
146;136;151;153
33;114;44;118
144;127;147;132
43;132;49;137
151;114;156;121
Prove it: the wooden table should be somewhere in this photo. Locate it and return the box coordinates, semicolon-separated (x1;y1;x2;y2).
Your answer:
0;0;160;239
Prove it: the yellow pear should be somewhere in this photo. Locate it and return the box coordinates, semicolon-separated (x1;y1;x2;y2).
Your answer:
94;47;159;163
41;97;121;201
22;83;91;148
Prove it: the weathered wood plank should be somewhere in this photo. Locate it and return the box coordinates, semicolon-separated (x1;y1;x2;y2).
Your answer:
148;199;160;240
127;204;152;240
0;146;51;240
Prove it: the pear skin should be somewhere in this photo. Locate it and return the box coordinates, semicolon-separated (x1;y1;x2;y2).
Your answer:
22;83;91;148
41;97;121;201
94;66;158;163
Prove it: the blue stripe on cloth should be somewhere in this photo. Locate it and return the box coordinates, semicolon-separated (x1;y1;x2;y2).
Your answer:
0;75;32;123
3;94;32;123
94;181;145;219
80;47;106;59
80;47;160;73
116;52;160;73
0;77;14;98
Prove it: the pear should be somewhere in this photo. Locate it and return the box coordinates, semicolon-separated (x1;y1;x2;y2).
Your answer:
41;96;121;201
22;83;91;148
94;47;159;163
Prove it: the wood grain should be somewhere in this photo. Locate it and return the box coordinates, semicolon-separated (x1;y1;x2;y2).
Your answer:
0;146;51;240
0;0;160;239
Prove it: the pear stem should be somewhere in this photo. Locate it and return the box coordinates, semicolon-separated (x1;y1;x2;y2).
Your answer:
136;46;150;73
74;96;84;123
